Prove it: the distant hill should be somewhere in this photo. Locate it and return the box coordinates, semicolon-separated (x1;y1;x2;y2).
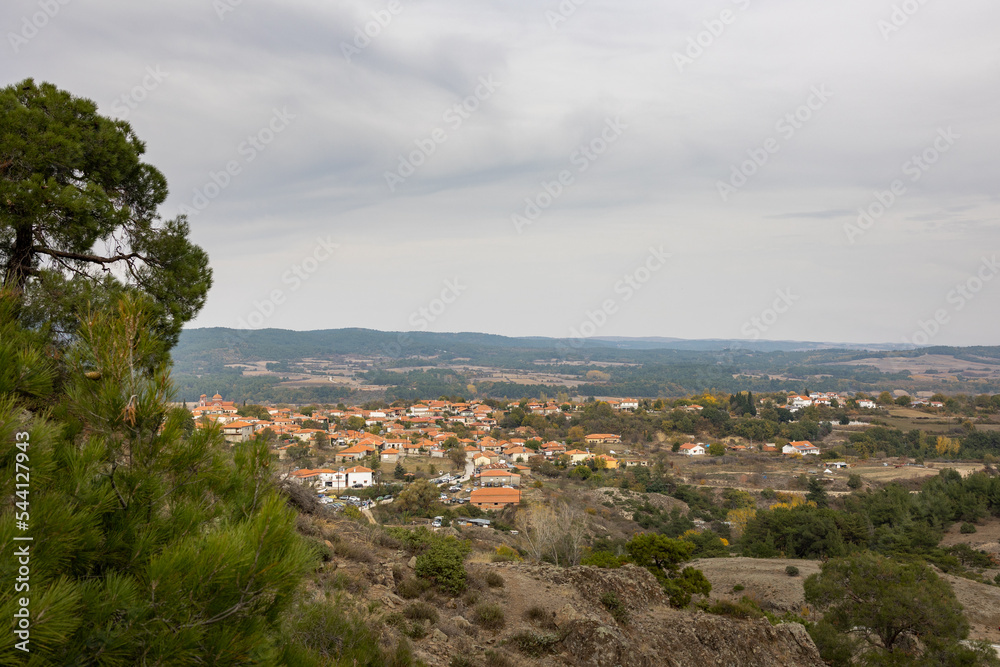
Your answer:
169;328;1000;403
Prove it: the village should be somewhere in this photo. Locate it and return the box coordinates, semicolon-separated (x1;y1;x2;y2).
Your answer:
187;389;950;514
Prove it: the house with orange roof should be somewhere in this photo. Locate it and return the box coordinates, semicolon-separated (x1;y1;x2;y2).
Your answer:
783;441;820;456
470;487;521;510
381;448;400;463
585;433;621;445
679;443;706;456
503;446;533;463
221;420;255;443
478;469;521;488
335;444;376;463
473;452;498;467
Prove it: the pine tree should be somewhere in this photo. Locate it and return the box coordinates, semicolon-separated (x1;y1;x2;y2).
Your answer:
0;296;313;664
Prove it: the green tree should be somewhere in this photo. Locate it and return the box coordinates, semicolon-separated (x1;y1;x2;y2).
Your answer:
394;479;438;515
0;80;211;355
806;477;829;508
0;296;313;664
625;534;711;607
804;552;974;663
708;442;725;457
847;474;863;490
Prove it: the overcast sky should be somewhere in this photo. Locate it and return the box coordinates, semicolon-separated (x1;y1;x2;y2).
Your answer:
4;0;999;346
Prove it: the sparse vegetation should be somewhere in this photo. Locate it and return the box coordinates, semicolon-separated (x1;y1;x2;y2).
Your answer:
506;630;562;657
473;603;506;630
600;591;630;625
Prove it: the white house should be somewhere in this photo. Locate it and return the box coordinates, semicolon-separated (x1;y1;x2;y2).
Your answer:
782;441;820;456
679;443;706;456
857;399;877;409
789;395;813;408
290;466;374;491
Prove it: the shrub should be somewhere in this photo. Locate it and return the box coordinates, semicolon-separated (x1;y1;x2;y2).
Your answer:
416;537;472;595
600;591;629;625
707;598;764;619
462;590;480;606
505;631;561;657
847;474;863;490
524;606;550;624
473;603;506;630
485;571;505;588
492;545;523;563
449;656;475;667
785;565;800;577
732;584;745;592
404;601;439;624
404;622;427;639
960;522;977;534
483;650;512;667
581;550;626;568
331;538;375;563
397;576;430;599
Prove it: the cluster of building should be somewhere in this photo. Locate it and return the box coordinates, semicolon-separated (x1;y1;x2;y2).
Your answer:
192;394;645;509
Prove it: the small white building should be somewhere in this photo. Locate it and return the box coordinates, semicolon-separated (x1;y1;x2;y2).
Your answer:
679;443;706;456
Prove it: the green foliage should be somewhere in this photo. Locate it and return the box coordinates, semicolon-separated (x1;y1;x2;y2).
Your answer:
705;597;764;620
282;599;411;667
960;522;977;534
1;80;211;358
805;477;829;508
0;298;313;664
625;534;711;607
804;552;970;661
708;442;725;456
414;537;472;595
740;504;866;559
581;550;627;568
785;565;799;577
847;473;863;490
